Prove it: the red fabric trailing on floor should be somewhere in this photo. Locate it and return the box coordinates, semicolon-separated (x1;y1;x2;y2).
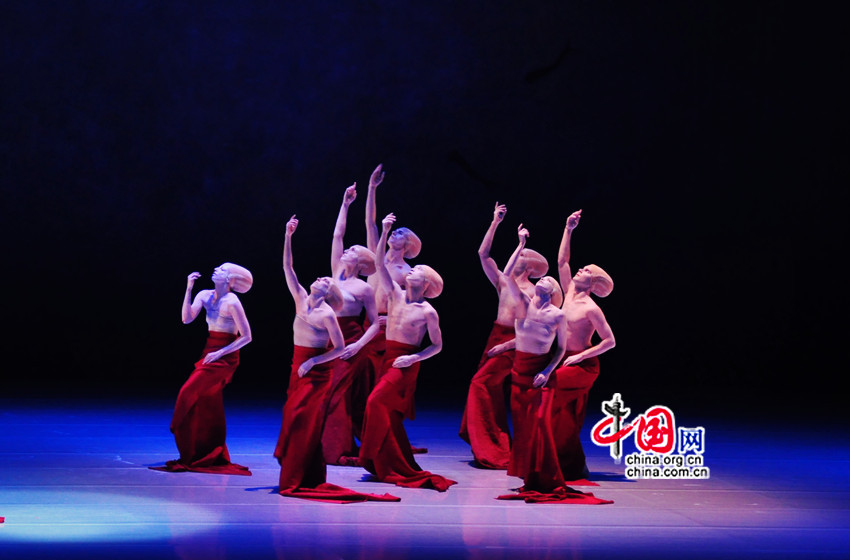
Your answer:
507;350;565;492
497;486;613;504
150;331;251;476
500;350;612;504
275;345;399;503
279;483;400;503
459;322;515;469
551;352;600;481
359;340;457;492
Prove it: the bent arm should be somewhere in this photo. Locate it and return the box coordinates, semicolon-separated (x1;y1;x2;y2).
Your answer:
298;314;346;376
374;214;396;295
202;298;253;363
393;309;443;368
182;273;204;323
563;309;615;365
534;317;568;387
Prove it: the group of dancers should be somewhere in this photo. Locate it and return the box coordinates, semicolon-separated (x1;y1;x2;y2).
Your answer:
151;164;616;504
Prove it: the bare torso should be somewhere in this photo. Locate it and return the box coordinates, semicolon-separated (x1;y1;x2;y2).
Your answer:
336;276;373;318
562;296;601;351
515;302;564;355
494;276;535;327
201;290;240;334
386;295;434;347
292;304;335;348
369;258;410;314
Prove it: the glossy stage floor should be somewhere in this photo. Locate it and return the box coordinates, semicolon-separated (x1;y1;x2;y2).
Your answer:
1;398;847;560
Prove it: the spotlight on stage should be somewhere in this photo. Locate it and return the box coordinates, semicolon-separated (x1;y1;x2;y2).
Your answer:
0;488;214;543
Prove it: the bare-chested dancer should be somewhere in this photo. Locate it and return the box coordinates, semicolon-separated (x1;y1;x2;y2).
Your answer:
551;210;615;480
322;184;384;465
357;213;456;491
151;263;253;476
459;203;549;469
273;216;398;503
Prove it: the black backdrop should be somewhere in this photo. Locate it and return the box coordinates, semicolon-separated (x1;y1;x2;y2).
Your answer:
3;2;846;420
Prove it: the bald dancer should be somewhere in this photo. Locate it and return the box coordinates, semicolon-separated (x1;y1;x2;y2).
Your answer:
551;210;616;481
358;213;455;491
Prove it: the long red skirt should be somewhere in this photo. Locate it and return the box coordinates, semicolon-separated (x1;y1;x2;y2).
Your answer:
150;332;250;476
499;351;611;504
359;341;456;492
275;346;399;503
551;352;600;481
321;316;375;464
459;322;515;469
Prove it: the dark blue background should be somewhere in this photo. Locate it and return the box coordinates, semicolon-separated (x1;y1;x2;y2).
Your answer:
3;2;846;417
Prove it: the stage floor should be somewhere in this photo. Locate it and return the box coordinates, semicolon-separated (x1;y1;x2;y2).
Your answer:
1;398;848;559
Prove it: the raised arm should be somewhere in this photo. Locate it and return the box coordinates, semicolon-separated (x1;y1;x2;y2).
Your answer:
331;184;357;277
373;213;397;295
478;202;506;288
181;272;204;323
364;163;385;252
557;210;581;294
392;306;443;368
283;215;307;300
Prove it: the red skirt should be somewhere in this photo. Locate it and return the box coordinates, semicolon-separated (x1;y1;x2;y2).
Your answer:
551;352;600;481
275;345;398;503
150;331;250;476
358;341;456;492
459;323;515;469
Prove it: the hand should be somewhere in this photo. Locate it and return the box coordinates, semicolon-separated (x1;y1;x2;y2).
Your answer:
297;358;316;377
286;215;298;236
343;183;357;205
187;271;201;288
487;342;511;357
375;315;387;327
493;202;506;222
381;213;396;233
202;349;224;364
566;210;582;232
392;354;417;368
562;353;584;367
369;163;385;189
340;343;362;360
533;372;550;388
517;223;529;243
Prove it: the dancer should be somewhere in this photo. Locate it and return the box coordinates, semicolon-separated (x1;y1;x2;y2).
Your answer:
274;215;399;503
364;165;427;453
497;229;611;504
358;213;455;491
551;210;616;481
322;183;384;465
459;203;549;469
151;263;253;475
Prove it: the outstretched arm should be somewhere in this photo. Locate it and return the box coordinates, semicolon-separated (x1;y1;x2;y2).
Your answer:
181;272;204;323
331;183;357;277
365;164;384;253
558;210;581;294
283;215;307;301
478;202;506;288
